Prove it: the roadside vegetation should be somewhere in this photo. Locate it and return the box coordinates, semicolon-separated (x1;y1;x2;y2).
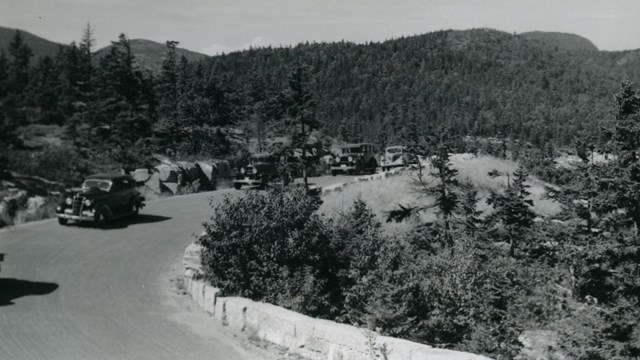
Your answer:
200;82;640;359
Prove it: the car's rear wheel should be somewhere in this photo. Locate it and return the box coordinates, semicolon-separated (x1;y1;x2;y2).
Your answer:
58;217;68;226
233;183;242;190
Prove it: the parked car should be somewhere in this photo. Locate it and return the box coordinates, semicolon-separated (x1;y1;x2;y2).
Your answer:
381;145;418;171
331;143;378;175
56;173;145;227
233;153;280;189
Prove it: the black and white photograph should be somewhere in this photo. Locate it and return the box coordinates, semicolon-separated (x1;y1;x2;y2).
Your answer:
1;1;640;359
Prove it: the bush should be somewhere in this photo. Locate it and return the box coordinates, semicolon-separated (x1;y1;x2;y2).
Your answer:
199;185;340;317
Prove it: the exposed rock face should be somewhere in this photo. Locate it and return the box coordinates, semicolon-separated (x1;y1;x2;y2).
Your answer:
26;196;46;214
132;168;151;183
133;158;231;198
0;173;63;228
516;330;567;360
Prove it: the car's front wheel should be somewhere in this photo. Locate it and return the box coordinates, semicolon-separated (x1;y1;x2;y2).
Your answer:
95;208;110;228
58;217;68;226
128;199;139;216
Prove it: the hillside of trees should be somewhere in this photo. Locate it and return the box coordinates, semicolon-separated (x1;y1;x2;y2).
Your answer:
1;26;640;182
520;31;599;52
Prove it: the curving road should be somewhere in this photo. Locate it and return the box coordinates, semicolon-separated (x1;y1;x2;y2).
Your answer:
0;175;354;360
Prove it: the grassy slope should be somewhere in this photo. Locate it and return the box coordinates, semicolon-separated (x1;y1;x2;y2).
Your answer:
319;154;561;232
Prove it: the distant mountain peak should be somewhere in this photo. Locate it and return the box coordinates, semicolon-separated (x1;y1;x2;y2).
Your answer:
520;31;598;52
0;26;66;58
95;38;208;72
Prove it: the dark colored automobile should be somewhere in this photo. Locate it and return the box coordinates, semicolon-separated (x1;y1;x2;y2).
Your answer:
233;153;280;189
331;143;378;176
56;173;145;227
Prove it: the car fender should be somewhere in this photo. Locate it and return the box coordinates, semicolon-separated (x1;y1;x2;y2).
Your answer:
94;204;113;218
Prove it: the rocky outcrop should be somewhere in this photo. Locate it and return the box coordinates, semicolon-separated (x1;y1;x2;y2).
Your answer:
133;158;232;199
0;172;63;228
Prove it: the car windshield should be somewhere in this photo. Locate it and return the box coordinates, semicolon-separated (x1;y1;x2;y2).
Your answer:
386;147;403;154
343;147;364;154
82;179;111;191
251;156;274;163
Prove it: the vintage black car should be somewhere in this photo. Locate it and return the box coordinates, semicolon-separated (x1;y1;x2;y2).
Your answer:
233;153;280;190
56;173;145;227
331;143;378;176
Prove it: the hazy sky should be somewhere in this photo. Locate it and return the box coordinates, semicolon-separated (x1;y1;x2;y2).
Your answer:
2;0;640;54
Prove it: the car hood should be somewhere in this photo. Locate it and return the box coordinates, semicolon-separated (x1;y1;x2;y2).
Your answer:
66;187;109;199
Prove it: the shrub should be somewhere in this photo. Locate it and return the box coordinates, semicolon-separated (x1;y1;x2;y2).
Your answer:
199;185;340;317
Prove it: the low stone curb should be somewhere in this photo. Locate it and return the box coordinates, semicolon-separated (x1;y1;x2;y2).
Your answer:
182;169;493;360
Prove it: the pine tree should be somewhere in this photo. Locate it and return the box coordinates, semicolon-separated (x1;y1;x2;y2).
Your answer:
488;167;535;256
427;145;460;246
280;63;319;188
8;31;33;94
599;80;640;238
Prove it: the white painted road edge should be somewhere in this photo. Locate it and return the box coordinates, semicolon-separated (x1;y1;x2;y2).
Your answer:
183;170;494;360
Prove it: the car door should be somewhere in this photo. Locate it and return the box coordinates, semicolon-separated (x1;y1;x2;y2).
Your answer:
110;179;127;211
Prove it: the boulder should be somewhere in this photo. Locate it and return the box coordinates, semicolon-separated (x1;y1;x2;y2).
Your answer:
156;164;178;183
144;172;162;195
179;163;200;183
213;160;231;179
0;201;11;227
133;168;151;183
516;330;566;360
26;196;46;215
196;161;214;182
160;181;178;195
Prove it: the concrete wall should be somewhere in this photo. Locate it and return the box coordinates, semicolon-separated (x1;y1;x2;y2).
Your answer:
183;169;493;360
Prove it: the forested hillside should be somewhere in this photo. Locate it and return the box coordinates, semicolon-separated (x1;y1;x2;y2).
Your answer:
1;27;640;179
520;31;599;52
205;29;640;148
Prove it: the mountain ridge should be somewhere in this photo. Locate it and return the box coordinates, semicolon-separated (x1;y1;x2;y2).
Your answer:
0;26;208;72
520;31;599;52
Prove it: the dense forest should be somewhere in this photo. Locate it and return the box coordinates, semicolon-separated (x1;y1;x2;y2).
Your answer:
1;26;640;182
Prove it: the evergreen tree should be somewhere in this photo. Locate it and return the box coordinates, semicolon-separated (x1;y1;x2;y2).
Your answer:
280;63;319;188
427;145;460;246
488;167;535;256
599;81;640;238
7;31;33;94
28;56;62;124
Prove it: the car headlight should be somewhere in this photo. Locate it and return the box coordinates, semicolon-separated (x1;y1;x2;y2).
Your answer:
240;167;245;174
348;156;353;162
65;197;72;205
83;199;93;207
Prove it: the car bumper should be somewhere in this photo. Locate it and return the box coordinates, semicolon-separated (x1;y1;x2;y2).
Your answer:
233;178;263;187
331;164;357;172
57;208;96;222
